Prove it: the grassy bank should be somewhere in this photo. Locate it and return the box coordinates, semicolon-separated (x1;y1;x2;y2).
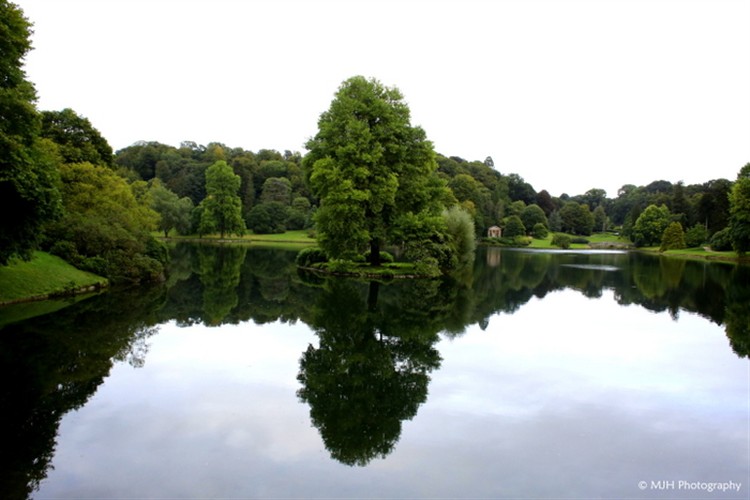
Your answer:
162;229;317;247
0;252;108;305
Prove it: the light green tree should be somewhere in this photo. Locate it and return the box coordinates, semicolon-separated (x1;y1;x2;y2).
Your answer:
198;160;246;238
660;222;686;252
632;204;671;247
304;76;450;266
150;180;193;237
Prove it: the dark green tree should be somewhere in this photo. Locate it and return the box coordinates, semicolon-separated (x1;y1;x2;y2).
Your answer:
520;204;548;232
729;163;750;254
559;201;594;235
40;108;113;166
198;160;246;238
504;215;526;237
0;1;61;264
304;76;448;266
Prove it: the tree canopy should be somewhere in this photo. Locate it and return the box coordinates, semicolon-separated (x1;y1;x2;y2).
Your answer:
304;76;450;266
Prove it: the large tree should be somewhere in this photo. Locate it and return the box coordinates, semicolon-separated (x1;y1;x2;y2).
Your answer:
198;160;245;238
304;76;448;266
0;1;61;264
631;204;671;247
40;108;113;166
729;163;750;254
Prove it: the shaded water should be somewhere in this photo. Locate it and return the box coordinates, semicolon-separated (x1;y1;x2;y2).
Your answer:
0;245;747;499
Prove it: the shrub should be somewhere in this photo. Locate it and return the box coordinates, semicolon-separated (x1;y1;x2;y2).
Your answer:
570;236;589;244
685;224;709;248
532;223;549;239
364;250;394;263
551;233;571;249
504;215;526;238
295;247;328;267
710;227;733;251
660;222;686;252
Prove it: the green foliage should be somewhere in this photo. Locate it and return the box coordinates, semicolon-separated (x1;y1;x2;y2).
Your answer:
503;215;526;238
442;205;476;267
364;250;395;264
520;203;547;231
548;210;562;232
304;76;446;266
0;3;62;265
660;222;686;252
260;177;292;204
593;205;608;232
247;201;289;234
632;204;671;247
729;169;750;254
40;109;113;166
532;222;549;239
709;227;733;251
559;201;594;235
551;233;572;249
198;160;246;238
295;247;328;267
150;180;194;236
43;162;166;283
684;224;708;248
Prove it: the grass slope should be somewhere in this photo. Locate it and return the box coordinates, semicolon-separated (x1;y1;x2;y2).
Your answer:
0;251;108;305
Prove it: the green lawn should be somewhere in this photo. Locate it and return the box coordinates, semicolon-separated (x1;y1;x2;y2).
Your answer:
164;229;317;246
525;232;630;249
0;252;108;304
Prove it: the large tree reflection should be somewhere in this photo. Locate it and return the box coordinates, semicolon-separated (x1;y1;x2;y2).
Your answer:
297;279;442;466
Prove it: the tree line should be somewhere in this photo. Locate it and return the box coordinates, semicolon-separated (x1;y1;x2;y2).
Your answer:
2;0;749;284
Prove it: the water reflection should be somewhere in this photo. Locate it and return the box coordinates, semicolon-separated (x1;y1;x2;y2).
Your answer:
0;245;748;497
297;280;441;465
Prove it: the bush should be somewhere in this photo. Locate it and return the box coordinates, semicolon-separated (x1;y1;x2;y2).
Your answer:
504;215;526;238
685;224;709;248
660;222;686;252
363;250;394;263
551;233;571;249
710;227;733;251
570;236;589;244
295;247;328;267
532;223;549;239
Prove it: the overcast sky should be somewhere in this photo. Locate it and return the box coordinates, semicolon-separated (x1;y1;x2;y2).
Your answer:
16;0;750;197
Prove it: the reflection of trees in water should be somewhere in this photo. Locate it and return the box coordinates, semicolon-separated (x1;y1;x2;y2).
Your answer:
0;286;164;499
297;279;442;466
4;245;748;496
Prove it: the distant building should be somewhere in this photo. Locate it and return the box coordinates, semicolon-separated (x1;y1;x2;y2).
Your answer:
487;225;502;238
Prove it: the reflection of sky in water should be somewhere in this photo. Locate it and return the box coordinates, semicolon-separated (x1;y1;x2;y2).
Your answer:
37;290;748;499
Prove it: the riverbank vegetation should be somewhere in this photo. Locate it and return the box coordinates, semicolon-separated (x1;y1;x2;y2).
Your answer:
2;1;750;301
0;252;107;305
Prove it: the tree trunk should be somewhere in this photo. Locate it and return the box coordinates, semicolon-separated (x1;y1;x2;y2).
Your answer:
369;239;381;266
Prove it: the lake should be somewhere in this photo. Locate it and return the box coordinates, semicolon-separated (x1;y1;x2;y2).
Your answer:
1;245;747;499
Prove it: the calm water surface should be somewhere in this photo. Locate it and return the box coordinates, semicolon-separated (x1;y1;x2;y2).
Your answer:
1;245;748;499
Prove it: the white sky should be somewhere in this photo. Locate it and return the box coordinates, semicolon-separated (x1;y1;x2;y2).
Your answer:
15;0;750;197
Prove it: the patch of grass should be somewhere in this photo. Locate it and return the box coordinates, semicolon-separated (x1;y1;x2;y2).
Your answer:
165;230;317;246
0;252;108;304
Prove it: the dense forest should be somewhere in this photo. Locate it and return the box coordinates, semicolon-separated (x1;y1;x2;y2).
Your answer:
2;0;750;285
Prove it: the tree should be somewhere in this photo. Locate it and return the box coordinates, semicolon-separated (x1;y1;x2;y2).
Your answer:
684;224;708;248
259;177;292;205
660;222;686;252
40;109;113;166
593;205;608;232
247;202;288;234
729;163;750;254
559;201;594;235
0;1;61;264
504;215;526;237
520;204;547;232
150;180;193;237
198;160;245;238
631;204;671;247
304;76;446;266
43;162;165;283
